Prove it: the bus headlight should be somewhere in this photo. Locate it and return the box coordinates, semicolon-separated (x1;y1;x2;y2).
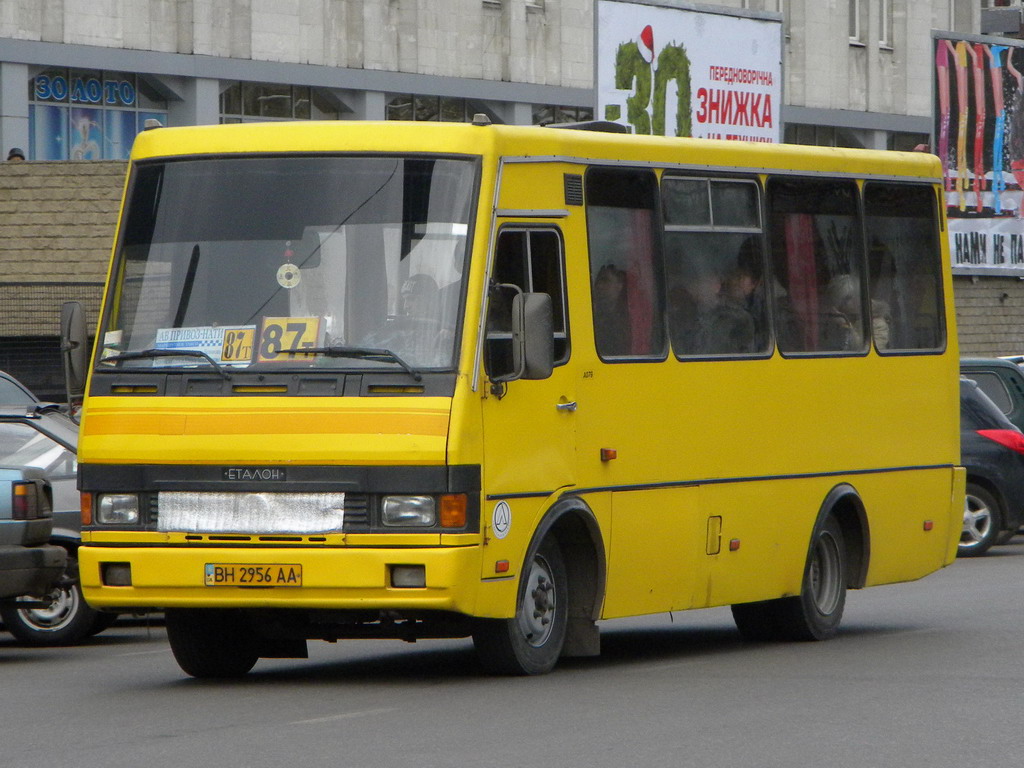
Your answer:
96;494;141;525
381;496;436;526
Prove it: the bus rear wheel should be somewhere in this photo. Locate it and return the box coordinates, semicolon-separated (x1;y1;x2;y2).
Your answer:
472;539;568;675
165;609;259;678
732;515;847;642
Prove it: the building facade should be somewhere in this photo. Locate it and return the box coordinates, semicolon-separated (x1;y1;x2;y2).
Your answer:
0;1;1019;396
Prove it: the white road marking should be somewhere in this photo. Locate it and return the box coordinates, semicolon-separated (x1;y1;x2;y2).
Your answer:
289;707;396;726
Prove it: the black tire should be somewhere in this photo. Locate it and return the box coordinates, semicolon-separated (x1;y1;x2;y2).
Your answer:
995;528;1018;546
732;515;847;642
473;538;568;675
0;552;115;646
165;609;259;679
959;483;1002;558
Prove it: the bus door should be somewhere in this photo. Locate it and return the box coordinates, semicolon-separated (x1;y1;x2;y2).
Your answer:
479;225;576;571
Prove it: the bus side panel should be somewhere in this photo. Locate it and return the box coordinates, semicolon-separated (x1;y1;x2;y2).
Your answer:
601;487;702;618
857;468;962;585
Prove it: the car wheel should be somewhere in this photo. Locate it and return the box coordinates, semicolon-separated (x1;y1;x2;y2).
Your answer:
0;552;115;646
959;483;1001;557
472;538;568;675
732;515;847;641
165;609;259;678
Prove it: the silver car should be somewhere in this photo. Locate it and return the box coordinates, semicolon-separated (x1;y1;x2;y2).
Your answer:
0;405;116;645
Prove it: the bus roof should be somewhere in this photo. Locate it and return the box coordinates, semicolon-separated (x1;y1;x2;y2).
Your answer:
130;120;941;182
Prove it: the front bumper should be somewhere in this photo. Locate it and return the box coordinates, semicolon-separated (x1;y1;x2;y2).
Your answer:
79;543;483;613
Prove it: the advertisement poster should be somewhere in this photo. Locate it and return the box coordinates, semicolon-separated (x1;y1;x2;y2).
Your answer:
596;0;782;142
935;35;1024;273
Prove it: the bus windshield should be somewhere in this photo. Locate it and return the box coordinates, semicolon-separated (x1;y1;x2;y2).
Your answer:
99;155;477;372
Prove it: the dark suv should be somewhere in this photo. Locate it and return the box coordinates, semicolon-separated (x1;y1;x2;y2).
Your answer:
961;357;1024;432
958;377;1024;556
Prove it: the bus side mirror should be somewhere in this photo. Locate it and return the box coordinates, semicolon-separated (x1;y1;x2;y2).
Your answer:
512;292;554;381
60;301;88;412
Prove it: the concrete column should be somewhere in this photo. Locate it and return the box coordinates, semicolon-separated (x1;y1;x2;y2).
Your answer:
360;91;387;121
508;102;534;126
0;63;30;160
167;77;222;127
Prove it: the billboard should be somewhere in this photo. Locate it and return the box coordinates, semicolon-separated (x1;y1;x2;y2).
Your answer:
596;0;782;141
934;35;1024;274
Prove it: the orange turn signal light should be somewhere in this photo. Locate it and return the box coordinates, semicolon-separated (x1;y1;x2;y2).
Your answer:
440;494;467;528
80;492;93;526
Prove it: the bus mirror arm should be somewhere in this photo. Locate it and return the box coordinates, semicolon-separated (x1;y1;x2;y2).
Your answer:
60;301;88;419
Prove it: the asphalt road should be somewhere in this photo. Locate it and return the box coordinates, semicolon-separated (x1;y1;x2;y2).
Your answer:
3;541;1023;768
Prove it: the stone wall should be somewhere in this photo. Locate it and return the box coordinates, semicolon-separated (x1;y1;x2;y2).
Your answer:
0;159;124;337
953;275;1024;357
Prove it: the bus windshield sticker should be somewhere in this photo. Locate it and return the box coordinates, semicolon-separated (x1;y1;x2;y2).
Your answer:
256;317;322;363
154;325;257;366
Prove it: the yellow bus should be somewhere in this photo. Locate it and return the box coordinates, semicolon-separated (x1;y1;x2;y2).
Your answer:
72;119;963;677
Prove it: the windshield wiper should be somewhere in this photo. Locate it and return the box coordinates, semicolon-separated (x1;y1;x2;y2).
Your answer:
99;348;232;381
279;344;423;382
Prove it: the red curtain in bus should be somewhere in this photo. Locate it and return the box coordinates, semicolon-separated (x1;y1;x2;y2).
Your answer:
625;209;656;354
784;213;818;349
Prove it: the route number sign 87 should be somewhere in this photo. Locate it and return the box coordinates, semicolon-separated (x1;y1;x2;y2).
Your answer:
256;317;321;363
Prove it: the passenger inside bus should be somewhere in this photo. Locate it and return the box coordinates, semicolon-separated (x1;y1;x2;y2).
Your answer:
822;274;865;352
592;263;632;356
360;272;449;365
667;237;765;356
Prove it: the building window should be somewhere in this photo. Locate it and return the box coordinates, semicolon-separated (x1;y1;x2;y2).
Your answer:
784;123;866;148
385;95;473;122
27;68;168;161
219;82;338;122
880;0;893;47
849;0;862;44
532;105;594;125
887;132;929;152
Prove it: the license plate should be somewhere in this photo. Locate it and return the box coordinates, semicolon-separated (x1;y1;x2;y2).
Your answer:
204;563;302;587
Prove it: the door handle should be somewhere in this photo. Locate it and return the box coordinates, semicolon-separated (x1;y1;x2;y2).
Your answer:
556;401;578;412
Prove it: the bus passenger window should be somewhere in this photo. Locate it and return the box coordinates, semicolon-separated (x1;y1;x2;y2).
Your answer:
484;228;569;379
864;183;945;352
767;178;867;355
662;176;769;357
586;168;665;359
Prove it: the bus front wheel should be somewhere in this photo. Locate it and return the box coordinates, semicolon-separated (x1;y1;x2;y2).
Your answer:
731;515;847;642
472;539;568;675
165;609;259;678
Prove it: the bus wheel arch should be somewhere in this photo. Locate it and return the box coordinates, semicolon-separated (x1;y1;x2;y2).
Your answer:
535;496;607;658
731;483;867;642
821;483;870;590
473;496;606;674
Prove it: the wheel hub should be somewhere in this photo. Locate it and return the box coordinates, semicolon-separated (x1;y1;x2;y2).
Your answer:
518;555;556;647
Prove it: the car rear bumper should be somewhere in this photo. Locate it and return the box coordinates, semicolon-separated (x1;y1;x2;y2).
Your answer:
0;544;67;600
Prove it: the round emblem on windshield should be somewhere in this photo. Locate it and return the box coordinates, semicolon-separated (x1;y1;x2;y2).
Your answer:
277;263;301;288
